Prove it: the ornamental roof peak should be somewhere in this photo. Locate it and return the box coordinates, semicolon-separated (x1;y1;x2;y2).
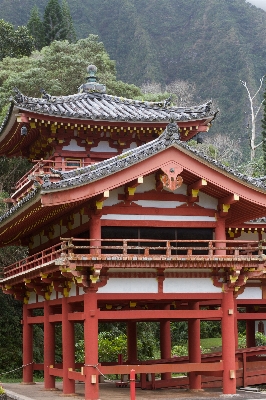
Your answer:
78;64;106;94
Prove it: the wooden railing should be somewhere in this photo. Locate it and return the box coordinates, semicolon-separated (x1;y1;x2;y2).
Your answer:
13;159;94;193
3;243;63;277
2;239;265;279
63;237;265;257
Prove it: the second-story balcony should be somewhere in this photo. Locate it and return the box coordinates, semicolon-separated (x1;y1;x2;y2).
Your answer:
10;159;94;203
2;239;266;284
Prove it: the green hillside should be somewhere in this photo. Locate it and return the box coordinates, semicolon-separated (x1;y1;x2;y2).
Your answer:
1;0;266;153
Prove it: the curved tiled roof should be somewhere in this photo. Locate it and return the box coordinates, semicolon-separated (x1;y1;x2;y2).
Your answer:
41;122;266;193
10;88;217;123
0;122;265;225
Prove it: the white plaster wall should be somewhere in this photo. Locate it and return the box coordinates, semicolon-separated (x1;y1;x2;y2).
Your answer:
61;225;68;235
28;291;37;304
50;290;57;300
163;278;221;293
41;235;49;244
237;286;262;299
31;235;41;249
135;200;185;208
91;141;118;152
237;232;259;241
68;285;76;297
135;174;155;192
97;278;158;293
72;213;80;229
103;187;124;207
53;224;61;238
198;192;218;210
122;142;138;152
62;139;86;151
82;214;89;224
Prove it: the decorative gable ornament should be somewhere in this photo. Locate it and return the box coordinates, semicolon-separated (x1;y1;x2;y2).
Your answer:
160;165;183;191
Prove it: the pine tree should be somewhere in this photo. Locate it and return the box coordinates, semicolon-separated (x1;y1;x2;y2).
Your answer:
27;5;44;51
261;86;266;175
43;0;64;46
61;0;77;43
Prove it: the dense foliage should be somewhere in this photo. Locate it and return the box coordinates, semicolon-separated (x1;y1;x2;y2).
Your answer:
0;19;34;61
261;85;266;174
0;36;141;123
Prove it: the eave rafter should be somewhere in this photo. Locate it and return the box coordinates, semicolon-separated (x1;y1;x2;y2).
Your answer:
187;178;207;203
124;176;143;201
218;194;239;218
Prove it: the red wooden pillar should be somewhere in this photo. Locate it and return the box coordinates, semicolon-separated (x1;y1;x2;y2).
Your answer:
127;321;137;363
90;215;101;255
188;302;201;390
222;290;236;394
84;289;99;400
44;300;55;389
160;304;171;381
215;218;226;255
246;306;256;348
22;304;34;383
234;301;238;349
62;297;75;394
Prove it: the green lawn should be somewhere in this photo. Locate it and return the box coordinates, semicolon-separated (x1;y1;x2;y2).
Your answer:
200;337;222;351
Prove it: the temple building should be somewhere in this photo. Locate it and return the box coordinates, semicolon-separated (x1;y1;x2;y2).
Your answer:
0;65;266;399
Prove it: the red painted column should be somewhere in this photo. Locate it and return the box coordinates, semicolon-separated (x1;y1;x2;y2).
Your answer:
127;321;137;364
246;306;256;348
89;215;101;255
215;218;226;255
188;302;201;390
22;304;34;383
222;290;236;394
84;289;99;400
62;297;75;394
234;301;238;349
44;300;55;389
160;304;171;381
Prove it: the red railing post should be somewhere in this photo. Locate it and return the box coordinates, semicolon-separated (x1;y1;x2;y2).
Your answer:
130;369;136;400
166;240;171;256
123;239;127;255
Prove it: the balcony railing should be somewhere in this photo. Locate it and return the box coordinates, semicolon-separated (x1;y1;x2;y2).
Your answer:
2;239;265;279
12;159;94;200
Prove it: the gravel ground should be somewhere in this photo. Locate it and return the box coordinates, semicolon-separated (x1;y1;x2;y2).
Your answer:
3;382;266;400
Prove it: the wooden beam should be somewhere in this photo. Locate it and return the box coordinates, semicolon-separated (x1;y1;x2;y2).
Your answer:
187;179;207;202
188;179;207;192
124;176;143;200
219;194;239;205
218;194;239;217
99;309;222;321
101;361;224;375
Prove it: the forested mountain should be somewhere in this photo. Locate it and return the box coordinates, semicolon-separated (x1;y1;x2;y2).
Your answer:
1;0;266;154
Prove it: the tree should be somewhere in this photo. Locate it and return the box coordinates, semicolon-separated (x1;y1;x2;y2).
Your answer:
27;6;45;51
0;19;34;61
43;0;65;45
61;0;76;43
241;77;265;161
165;80;197;106
188;133;243;169
0;36;141;123
261;84;266;174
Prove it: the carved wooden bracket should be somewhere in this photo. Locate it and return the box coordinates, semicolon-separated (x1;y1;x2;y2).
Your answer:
160;165;183;191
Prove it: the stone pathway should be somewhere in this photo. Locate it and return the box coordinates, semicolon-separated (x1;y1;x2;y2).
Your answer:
3;382;266;400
